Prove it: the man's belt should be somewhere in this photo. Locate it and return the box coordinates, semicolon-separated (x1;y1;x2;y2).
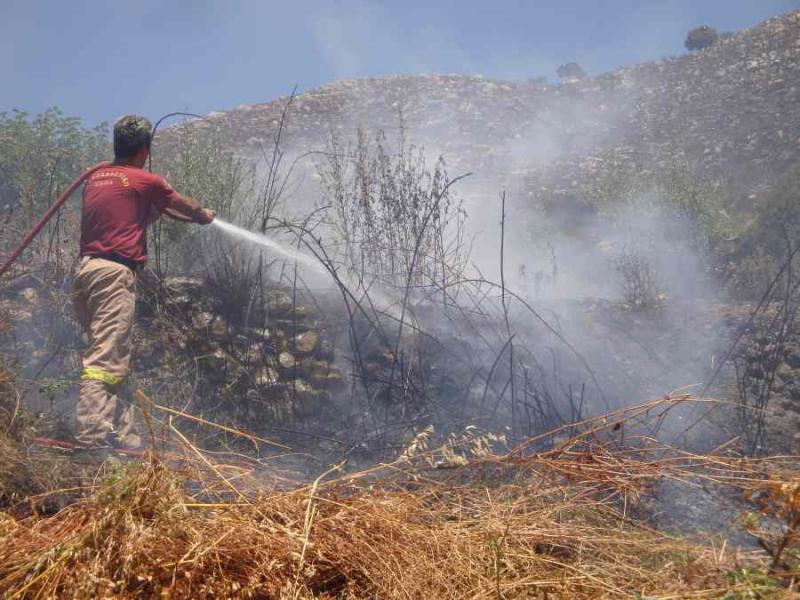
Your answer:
84;253;144;272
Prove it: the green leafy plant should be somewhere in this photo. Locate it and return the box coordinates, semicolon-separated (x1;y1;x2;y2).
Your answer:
0;108;108;285
557;62;587;80
685;26;719;51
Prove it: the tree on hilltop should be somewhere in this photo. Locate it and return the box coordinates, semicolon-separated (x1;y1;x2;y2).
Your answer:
685;26;719;51
556;62;587;81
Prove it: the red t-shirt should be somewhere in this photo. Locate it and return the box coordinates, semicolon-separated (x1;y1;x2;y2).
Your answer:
79;165;187;264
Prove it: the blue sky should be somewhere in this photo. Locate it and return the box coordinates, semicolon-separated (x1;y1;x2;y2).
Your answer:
2;0;797;127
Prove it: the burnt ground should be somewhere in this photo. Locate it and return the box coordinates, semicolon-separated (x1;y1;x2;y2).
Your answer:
2;272;798;455
0;273;798;544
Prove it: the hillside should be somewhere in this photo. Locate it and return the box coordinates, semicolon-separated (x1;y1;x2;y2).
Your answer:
2;8;800;598
181;10;800;205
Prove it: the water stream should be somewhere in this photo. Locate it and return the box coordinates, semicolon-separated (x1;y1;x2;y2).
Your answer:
211;218;403;318
212;218;329;277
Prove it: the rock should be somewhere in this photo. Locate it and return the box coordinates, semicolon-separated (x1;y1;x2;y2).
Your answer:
293;330;319;354
253;327;271;341
168;294;192;307
272;319;311;333
267;290;294;317
20;288;38;303
193;311;227;339
278;352;296;371
305;358;333;377
307;363;347;391
290;378;314;394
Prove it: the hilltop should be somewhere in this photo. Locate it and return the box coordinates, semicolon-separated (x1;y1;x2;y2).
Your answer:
180;10;800;205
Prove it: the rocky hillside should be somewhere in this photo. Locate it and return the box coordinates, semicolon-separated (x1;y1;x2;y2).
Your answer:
180;10;800;205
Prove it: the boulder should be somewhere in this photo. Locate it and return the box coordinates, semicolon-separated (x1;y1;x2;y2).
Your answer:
278;352;296;371
267;290;294;317
253;327;271;341
293;330;319;354
192;311;228;338
306;360;347;391
272;318;311;333
20;288;38;303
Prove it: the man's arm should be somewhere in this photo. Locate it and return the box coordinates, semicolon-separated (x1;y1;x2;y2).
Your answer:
162;193;215;224
148;175;215;224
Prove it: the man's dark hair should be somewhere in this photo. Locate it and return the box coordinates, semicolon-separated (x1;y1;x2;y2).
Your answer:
113;115;152;159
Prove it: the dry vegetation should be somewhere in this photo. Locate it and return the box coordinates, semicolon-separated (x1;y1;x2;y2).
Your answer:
2;57;800;596
0;396;797;599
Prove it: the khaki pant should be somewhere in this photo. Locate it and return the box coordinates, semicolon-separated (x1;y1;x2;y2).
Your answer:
72;257;141;448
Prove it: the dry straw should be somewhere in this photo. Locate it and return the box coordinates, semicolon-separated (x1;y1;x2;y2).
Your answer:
0;395;797;598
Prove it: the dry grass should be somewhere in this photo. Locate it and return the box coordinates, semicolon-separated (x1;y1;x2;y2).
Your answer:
0;430;27;503
0;397;796;599
0;365;28;504
0;364;75;508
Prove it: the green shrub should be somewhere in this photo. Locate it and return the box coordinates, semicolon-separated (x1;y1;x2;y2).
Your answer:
0;109;108;284
685;26;719;51
556;62;587;81
149;124;253;277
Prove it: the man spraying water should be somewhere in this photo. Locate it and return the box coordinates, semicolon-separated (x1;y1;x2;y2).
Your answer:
72;115;216;452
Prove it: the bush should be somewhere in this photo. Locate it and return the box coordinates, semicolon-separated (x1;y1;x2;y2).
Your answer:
586;164;740;305
592;163;739;253
318;128;469;292
149;123;253;277
685;26;719;51
557;62;587;81
750;165;800;258
613;242;661;309
724;163;800;298
0;109;108;285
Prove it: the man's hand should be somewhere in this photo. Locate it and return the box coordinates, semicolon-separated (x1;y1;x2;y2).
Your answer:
196;208;216;225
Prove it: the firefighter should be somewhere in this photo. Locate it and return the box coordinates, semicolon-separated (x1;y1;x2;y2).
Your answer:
72;114;215;451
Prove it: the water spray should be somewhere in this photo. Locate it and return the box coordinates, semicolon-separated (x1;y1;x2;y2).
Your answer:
211;218;404;319
211;219;329;277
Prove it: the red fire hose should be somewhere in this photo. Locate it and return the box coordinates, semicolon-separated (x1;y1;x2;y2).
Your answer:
0;161;110;281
